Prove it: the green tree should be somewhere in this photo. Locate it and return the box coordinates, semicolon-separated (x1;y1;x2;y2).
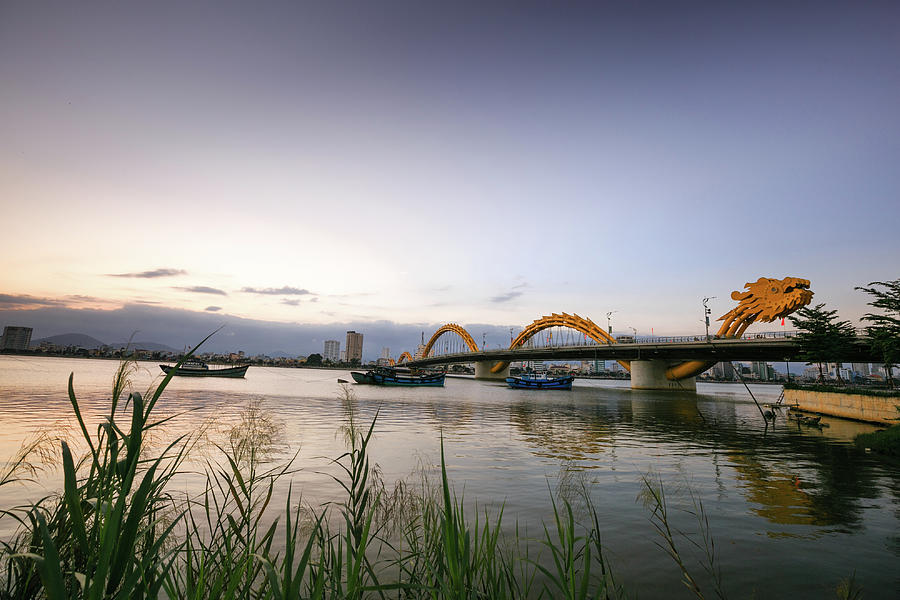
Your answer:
855;279;900;389
789;303;856;383
305;352;323;366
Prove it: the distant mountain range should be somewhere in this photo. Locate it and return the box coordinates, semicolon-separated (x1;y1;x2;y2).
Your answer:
31;333;178;352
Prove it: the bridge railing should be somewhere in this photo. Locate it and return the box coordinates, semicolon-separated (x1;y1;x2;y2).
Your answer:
617;328;869;344
421;329;872;358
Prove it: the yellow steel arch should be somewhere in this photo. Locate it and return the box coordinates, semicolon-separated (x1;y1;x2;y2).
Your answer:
397;351;413;363
490;313;623;373
423;323;479;358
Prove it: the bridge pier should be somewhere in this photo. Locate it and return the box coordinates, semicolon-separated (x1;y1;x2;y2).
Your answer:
474;361;509;380
630;360;696;392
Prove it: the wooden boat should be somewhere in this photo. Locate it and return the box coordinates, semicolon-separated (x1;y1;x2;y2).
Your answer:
351;367;445;387
506;374;574;390
159;360;249;378
351;371;377;384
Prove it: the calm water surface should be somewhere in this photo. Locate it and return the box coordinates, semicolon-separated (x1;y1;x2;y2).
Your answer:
1;356;898;598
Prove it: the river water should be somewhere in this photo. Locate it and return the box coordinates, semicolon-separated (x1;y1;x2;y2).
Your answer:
1;356;897;598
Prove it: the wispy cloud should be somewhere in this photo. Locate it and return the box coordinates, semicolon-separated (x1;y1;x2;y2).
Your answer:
109;268;187;278
241;286;312;296
205;306;222;312
490;291;523;303
174;286;227;296
491;282;528;303
65;295;103;303
282;299;301;306
0;294;65;309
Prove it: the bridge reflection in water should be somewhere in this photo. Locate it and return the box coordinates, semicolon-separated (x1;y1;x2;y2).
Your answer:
502;383;886;531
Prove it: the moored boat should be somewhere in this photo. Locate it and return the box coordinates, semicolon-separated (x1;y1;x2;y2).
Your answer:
351;371;378;384
506;374;574;390
159;360;249;378
351;366;445;387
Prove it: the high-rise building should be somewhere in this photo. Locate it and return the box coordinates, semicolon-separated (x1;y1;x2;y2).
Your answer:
712;362;735;381
345;331;363;363
323;340;340;363
381;347;391;360
414;332;427;359
1;326;33;351
750;361;774;381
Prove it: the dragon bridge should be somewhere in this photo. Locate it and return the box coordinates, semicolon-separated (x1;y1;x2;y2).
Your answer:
415;276;813;388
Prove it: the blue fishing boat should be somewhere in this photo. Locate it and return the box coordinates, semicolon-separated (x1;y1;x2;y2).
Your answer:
351;366;445;387
506;374;574;390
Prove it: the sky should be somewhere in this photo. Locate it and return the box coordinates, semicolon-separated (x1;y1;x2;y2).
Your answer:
2;1;899;358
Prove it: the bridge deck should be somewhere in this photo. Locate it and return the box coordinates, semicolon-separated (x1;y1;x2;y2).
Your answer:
407;338;877;368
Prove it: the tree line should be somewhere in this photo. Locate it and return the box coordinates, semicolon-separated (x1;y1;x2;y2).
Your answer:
790;278;899;388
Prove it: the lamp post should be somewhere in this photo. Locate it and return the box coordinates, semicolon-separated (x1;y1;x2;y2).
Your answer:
630;326;637;341
702;297;716;341
606;311;617;344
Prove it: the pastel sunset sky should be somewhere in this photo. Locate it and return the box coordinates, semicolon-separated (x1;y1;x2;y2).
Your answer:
2;1;898;355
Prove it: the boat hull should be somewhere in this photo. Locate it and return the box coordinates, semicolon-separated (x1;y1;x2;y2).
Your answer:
351;371;377;384
352;369;444;386
371;372;445;387
159;364;249;378
506;375;573;390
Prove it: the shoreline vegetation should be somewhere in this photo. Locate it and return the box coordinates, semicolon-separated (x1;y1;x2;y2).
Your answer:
783;382;900;398
0;350;868;598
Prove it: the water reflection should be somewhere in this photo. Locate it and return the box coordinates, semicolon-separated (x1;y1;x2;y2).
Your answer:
506;388;887;530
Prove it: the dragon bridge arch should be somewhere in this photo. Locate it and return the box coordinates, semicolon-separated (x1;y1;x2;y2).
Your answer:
423;323;479;358
490;312;620;373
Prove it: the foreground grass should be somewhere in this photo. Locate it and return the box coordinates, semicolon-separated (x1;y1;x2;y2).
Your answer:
0;351;868;599
855;425;900;456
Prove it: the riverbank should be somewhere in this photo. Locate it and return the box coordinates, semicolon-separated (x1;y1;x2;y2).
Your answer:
784;383;900;425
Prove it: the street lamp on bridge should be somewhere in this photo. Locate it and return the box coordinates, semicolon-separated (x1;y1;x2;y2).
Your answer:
606;311;617;344
702;297;716;341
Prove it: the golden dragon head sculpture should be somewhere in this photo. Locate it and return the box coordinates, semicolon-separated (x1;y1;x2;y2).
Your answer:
716;276;813;338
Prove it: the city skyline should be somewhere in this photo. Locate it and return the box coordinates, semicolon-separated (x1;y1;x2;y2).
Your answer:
2;1;899;349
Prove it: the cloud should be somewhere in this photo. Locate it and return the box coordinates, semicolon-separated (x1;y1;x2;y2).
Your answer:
282;299;301;306
65;295;103;303
205;306;222;312
490;281;529;303
173;286;227;296
490;291;523;303
0;294;65;309
241;286;312;296
109;268;187;278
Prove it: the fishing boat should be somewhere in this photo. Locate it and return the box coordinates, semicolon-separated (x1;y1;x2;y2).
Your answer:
351;371;377;384
159;360;249;378
350;366;445;387
506;374;574;390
